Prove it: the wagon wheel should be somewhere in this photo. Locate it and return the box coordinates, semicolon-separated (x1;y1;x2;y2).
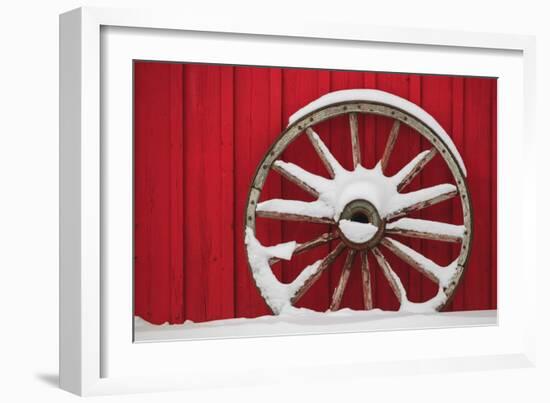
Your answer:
244;89;472;315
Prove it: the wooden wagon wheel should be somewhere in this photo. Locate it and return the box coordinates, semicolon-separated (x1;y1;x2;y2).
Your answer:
244;89;472;315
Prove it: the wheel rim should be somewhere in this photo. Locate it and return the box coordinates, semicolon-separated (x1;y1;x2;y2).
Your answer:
245;96;472;315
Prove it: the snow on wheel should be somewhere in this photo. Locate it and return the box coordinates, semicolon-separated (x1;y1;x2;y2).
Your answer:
244;89;472;315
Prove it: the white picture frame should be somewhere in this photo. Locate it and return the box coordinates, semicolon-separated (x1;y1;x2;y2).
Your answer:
59;6;537;396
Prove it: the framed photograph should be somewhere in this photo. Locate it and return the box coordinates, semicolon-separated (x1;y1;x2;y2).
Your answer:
133;61;496;343
60;6;537;396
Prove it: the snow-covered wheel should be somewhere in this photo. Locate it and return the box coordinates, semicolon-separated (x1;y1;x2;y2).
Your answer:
244;89;472;315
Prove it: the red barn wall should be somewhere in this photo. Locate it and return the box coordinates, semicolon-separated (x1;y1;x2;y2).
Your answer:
134;62;497;325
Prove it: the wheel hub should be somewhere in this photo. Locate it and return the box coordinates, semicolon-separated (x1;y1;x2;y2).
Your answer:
337;199;385;250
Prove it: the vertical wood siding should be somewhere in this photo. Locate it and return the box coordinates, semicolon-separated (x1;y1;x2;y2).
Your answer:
134;62;497;324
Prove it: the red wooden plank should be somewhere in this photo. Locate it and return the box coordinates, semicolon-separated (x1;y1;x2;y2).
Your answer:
490;79;498;309
150;66;171;324
234;66;283;318
169;64;185;323
328;70;365;311
373;73;410;311
401;74;424;304
212;66;235;321
449;76;466;311
361;72;378;308
133;62;151;322
182;64;235;323
281;68;332;312
418;75;454;305
134;62;183;324
463;77;493;310
362;72;378;169
182;64;207;322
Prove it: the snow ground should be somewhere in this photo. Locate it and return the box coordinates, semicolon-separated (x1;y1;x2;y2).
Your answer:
134;309;497;343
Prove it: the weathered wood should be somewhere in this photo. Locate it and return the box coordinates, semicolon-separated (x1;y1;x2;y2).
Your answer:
269;231;340;265
256;210;334;224
385;218;464;243
272;161;320;197
380;238;439;284
329;249;356;311
349;113;361;168
360;250;373;310
385;188;458;221
306;127;340;178
385;227;462;242
380;120;400;173
372;247;404;303
291;242;346;304
396;147;436;192
247;100;473;315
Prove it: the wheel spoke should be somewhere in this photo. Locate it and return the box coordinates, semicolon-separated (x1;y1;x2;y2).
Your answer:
306;128;343;178
360;251;373;310
256;199;334;224
393;148;437;192
385;183;457;220
272;160;329;197
269;231;340;265
380;120;401;173
372;247;406;304
291;242;346;304
386;218;465;243
381;237;458;288
329;249;356;311
349;113;361;168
